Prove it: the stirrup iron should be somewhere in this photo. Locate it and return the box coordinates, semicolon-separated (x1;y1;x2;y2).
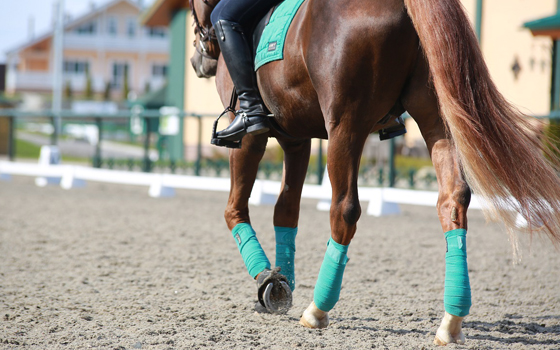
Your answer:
211;88;242;149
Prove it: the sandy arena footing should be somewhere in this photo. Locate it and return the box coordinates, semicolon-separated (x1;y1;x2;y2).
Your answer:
1;176;559;349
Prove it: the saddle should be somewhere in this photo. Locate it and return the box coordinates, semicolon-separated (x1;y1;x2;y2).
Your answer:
215;2;407;145
256;3;407;141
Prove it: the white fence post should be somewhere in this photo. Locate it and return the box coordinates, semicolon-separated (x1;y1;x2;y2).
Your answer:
366;188;401;217
60;166;86;190
316;167;332;211
36;146;62;187
149;174;175;198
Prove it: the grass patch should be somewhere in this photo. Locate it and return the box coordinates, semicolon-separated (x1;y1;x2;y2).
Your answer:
15;139;41;159
14;138;89;164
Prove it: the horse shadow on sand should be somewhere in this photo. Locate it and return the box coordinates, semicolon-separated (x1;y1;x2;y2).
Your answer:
295;314;560;346
462;314;560;346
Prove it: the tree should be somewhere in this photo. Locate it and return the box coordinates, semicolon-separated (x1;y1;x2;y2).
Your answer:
122;66;130;101
64;80;73;100
103;81;112;101
84;66;94;100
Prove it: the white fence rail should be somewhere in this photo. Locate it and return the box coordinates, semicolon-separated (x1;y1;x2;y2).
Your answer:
0;160;494;219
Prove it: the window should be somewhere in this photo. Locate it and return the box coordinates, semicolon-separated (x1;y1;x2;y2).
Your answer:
111;62;129;88
152;64;168;78
127;18;137;38
148;27;167;38
107;16;118;36
75;21;97;35
64;60;89;75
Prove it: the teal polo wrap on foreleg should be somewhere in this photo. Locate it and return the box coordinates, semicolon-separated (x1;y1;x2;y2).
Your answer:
232;223;271;279
444;229;471;317
275;226;297;291
313;238;349;312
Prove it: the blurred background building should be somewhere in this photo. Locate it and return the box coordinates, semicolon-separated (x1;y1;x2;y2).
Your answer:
5;0;169;105
3;0;560;182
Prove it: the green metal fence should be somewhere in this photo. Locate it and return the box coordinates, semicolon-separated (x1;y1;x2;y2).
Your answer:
0;109;438;189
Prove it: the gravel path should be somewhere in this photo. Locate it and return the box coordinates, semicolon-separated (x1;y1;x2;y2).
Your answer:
1;176;559;349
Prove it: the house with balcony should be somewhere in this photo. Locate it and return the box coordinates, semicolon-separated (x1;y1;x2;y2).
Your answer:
5;0;169;101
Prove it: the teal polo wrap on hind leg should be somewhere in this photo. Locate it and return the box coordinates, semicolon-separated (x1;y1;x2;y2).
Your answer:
275;226;297;291
313;238;349;312
232;223;271;279
444;229;471;317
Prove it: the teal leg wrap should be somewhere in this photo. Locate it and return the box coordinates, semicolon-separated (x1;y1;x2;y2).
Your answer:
232;223;271;279
313;238;349;312
275;226;297;291
444;229;471;317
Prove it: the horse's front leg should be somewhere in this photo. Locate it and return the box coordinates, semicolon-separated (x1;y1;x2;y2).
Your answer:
273;139;312;291
300;128;370;329
226;134;292;313
225;133;272;280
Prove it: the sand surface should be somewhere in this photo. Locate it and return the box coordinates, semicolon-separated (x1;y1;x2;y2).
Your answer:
1;176;559;349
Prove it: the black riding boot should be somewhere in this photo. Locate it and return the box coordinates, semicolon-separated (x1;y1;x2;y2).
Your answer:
214;19;270;142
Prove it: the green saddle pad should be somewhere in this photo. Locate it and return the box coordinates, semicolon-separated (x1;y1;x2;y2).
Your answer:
254;0;306;71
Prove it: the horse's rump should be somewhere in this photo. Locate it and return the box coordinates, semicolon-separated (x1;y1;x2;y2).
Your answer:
256;0;419;139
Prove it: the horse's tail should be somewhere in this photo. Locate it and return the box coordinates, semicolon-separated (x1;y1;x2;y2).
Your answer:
404;0;560;245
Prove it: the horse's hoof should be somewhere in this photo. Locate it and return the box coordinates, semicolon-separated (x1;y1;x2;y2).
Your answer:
433;331;465;346
433;312;465;345
256;267;292;314
299;301;329;329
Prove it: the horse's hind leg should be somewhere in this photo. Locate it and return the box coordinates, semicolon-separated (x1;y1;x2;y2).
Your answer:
300;125;372;329
273;139;312;291
429;135;471;346
402;56;472;345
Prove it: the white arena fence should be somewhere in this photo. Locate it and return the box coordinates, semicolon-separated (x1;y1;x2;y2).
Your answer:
1;159;497;219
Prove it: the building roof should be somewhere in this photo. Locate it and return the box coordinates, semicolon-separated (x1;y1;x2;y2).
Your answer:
141;0;189;27
5;0;141;56
524;13;560;38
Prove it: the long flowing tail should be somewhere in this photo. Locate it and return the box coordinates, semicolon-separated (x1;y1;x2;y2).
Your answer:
404;0;560;245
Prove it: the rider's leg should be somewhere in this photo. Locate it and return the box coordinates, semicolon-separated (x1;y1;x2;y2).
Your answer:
211;0;281;142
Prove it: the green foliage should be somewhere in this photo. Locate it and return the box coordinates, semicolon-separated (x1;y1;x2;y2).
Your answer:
0;93;19;106
15;138;88;163
84;72;94;100
15;139;41;159
544;119;560;160
64;80;73;100
262;145;284;163
308;153;327;175
394;155;433;170
122;67;130;101
103;81;112;101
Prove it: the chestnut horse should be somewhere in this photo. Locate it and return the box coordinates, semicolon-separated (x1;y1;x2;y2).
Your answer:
189;0;560;345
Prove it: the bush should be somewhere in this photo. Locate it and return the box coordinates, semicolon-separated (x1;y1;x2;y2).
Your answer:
103;81;112;101
64;81;73;100
85;73;94;99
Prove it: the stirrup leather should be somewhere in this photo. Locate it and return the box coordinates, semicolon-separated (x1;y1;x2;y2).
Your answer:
211;88;242;149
